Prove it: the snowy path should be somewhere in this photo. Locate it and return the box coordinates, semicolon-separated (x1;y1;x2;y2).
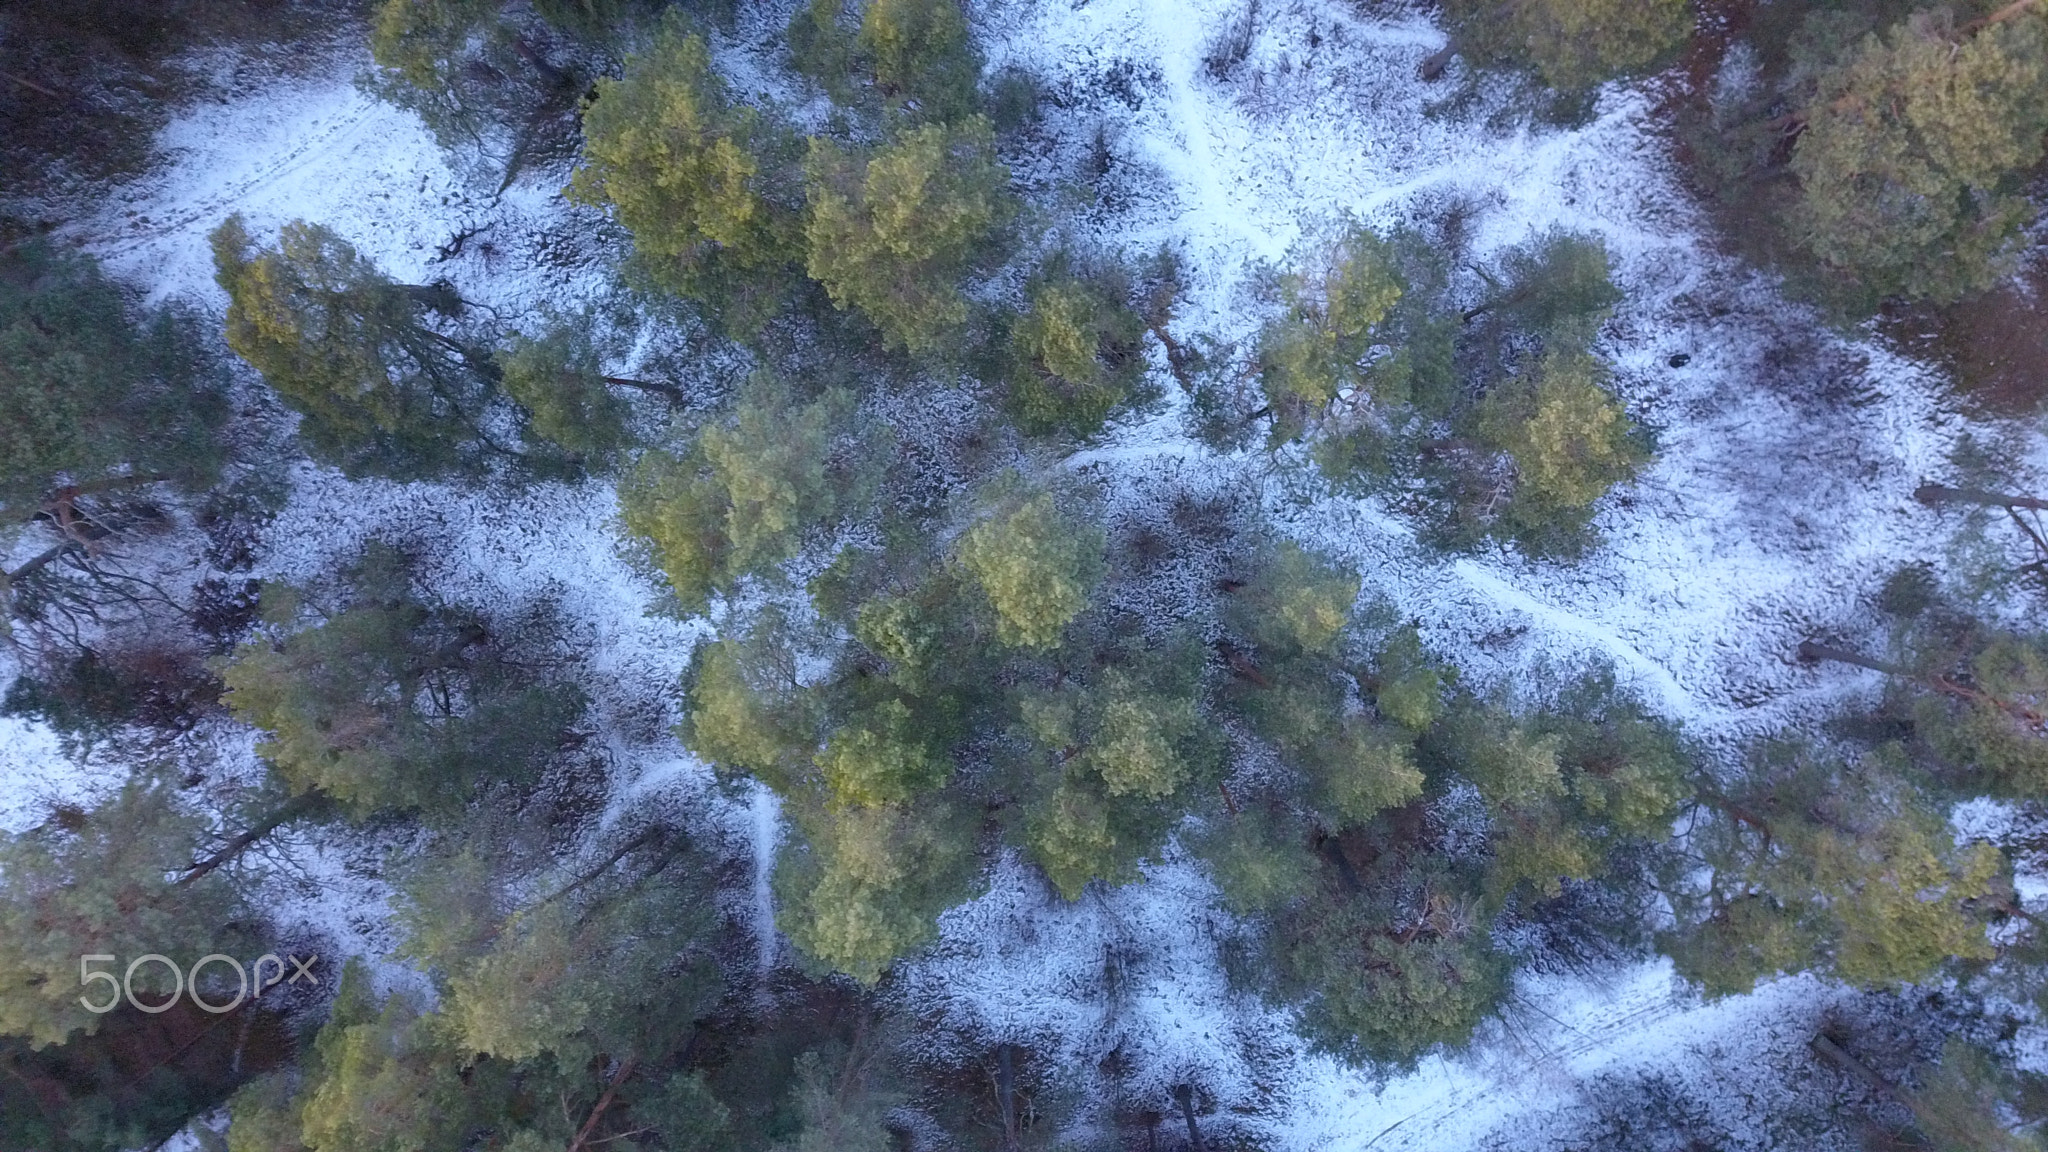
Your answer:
984;0;1974;752
5;0;2025;1147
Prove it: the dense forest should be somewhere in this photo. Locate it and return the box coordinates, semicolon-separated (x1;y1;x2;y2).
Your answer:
2;0;2048;1148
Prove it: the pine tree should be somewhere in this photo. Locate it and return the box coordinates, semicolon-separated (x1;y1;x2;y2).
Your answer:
1004;272;1147;437
1268;860;1512;1067
0;771;239;1047
803;117;1013;354
856;0;982;120
1194;803;1319;916
620;380;878;615
0;240;227;523
220;546;586;819
1256;224;1406;442
1442;0;1692;92
1421;231;1639;554
571;22;808;329
369;0;640;188
211;216;541;479
295;967;493;1152
954;487;1104;650
680;622;828;792
496;322;638;468
772;1045;902;1152
1662;744;2002;994
790;0;984;121
1789;9;2048;306
777;798;979;982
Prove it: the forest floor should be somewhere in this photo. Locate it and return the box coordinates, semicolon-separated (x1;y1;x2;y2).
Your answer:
5;0;2046;1147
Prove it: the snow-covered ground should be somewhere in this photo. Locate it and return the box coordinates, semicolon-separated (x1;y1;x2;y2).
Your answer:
7;0;2042;1146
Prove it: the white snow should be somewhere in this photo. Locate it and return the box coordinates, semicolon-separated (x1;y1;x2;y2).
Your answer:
5;0;2042;1147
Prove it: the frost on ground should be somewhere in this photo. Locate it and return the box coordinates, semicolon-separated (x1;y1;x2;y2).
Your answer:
3;0;2039;1147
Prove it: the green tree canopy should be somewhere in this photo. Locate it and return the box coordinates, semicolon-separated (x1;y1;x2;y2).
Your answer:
620;380;881;615
1789;9;2048;306
571;23;808;329
1442;0;1692;92
954;486;1104;650
0;772;239;1048
803;117;1013;354
212;216;555;479
369;0;649;187
0;240;227;522
790;0;984;121
1004;272;1147;437
221;545;586;820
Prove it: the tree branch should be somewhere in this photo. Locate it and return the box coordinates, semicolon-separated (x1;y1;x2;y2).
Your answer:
568;1053;639;1152
178;791;327;887
1915;483;2048;513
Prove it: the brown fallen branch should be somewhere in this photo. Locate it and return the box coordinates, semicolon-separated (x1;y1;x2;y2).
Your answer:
568;1052;640;1152
178;791;327;887
1799;641;2047;730
1961;0;2045;34
1;70;60;98
1914;483;2048;513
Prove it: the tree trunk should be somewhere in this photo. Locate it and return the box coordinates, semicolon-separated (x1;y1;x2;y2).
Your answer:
605;376;690;404
568;1052;639;1152
1914;483;2048;512
1172;1084;1205;1152
1962;0;2044;34
1796;640;1909;677
3;538;77;586
996;1042;1022;1152
1317;833;1364;895
177;791;327;887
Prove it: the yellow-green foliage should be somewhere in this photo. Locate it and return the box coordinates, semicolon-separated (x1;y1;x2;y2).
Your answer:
1476;348;1645;545
298;978;475;1152
571;25;803;320
955;490;1103;649
221;606;428;813
1370;626;1446;733
1817;819;2000;986
857;0;981;118
1445;0;1692;91
445;903;597;1062
1918;634;2048;796
1026;772;1128;899
682;636;820;788
1661;894;1815;998
1667;750;2006;995
370;0;494;94
1484;807;1596;904
1197;805;1319;915
1082;671;1204;800
213;215;500;476
804;118;1011;353
213;217;405;439
820;699;950;806
1317;727;1425;825
855;594;940;690
497;325;632;463
1791;12;2048;304
620;384;859;613
779;801;975;982
1240;541;1361;657
0;775;234;1048
1258;225;1404;436
1006;278;1144;436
